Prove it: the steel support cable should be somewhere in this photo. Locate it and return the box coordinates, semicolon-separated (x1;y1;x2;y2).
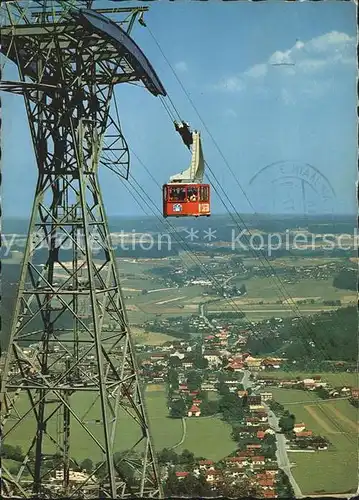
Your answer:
145;24;258;212
144;27;357;398
145;26;312;314
130;176;252;323
145;25;346;357
104;133;355;451
205;164;355;391
204;166;311;321
109;170;355;448
107;163;259;339
101;141;255;333
125;152;262;333
159;95;178;123
127;152;353;394
110;90;349;385
110;92;258;327
111;30;354;423
102;139;258;335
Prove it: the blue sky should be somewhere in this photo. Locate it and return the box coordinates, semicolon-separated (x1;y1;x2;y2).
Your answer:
2;0;357;218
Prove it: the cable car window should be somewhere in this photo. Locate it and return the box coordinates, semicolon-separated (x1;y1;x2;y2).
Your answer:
187;187;198;202
200;186;209;202
169;187;186;201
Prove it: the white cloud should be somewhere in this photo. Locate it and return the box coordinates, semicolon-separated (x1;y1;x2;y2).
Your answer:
214;31;356;96
269;50;293;66
174;61;188;72
306;31;353;54
243;63;267;79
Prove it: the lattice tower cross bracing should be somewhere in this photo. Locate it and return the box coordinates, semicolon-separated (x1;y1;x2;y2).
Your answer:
0;4;164;498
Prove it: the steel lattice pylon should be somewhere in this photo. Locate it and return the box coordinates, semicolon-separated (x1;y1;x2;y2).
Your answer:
1;2;165;498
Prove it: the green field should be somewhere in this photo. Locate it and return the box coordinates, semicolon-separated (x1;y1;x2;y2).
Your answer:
260;257;345;268
270;387;357;494
259;371;358;387
3;389;234;464
233;276;353;301
133;330;179;345
177;417;235;460
267;387;320;404
126;283;205;323
206;275;355;320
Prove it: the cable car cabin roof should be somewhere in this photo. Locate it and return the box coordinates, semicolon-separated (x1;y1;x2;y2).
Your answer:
165;182;208;186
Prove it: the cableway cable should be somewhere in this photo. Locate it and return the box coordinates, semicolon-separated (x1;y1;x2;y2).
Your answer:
104;147;355;446
145;24;339;352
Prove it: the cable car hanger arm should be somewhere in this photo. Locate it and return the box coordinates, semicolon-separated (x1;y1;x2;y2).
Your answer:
171;121;205;184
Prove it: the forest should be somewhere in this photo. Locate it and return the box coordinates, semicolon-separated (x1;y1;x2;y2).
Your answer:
246;306;357;363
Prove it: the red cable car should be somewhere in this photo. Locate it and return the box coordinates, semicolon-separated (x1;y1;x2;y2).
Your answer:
163;122;211;217
163;183;210;217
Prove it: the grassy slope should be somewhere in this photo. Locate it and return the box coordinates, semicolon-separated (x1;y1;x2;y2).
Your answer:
271;387;357;494
3;390;234;463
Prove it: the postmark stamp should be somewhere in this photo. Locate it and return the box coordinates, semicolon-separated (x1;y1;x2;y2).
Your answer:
248;160;336;214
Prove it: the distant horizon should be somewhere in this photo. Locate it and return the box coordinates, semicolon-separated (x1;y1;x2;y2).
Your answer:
2;212;357;221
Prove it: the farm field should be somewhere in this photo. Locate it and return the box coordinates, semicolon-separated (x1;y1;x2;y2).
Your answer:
257;257;345;268
127;284;205;323
232;276;353;301
58;327;177;346
267;387;320;404
208;304;338;321
270;387;357;495
177;417;235;461
132;328;178;345
4;389;234;464
258;371;358;387
208;276;355;320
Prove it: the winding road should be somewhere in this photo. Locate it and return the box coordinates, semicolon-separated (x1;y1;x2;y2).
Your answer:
170;417;187;450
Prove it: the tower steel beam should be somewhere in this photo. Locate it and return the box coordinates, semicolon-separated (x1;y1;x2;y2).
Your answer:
1;2;165;498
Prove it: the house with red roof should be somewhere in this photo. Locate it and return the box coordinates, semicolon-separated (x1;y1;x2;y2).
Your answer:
254;411;268;422
257;430;266;439
263;489;278;498
295;431;313;438
198;459;214;469
226;360;243;372
293;423;306;433
246;417;260;426
247;444;261;451
226;456;247;467
175;472;189;480
188;405;201;417
205;470;221;483
259;478;275;489
251;456;265;466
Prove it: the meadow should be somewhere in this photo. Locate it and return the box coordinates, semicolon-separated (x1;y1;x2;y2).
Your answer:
270;387;357;495
233;276;353;302
259;371;358;387
3;389;234;464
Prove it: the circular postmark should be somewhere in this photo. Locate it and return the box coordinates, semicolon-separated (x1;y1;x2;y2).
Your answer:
248;160;336;214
